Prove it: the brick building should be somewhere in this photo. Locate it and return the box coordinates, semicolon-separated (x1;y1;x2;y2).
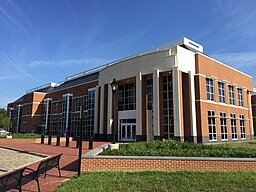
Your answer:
7;37;254;143
252;89;256;136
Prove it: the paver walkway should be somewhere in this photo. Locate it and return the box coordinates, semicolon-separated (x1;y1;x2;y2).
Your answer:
0;139;107;192
0;147;45;175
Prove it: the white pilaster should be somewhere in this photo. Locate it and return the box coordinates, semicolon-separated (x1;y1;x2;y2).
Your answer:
153;69;160;136
107;83;113;134
188;71;197;142
94;85;99;134
136;72;142;136
99;85;105;134
248;92;254;139
173;67;181;138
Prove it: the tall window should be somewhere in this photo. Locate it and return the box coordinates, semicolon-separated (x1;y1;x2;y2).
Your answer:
13;105;22;133
75;98;80;112
84;89;95;138
51;118;58;135
206;78;214;101
231;113;238;140
146;79;153;110
73;117;80;137
228;85;235;105
163;74;174;139
118;83;136;111
42;98;52;132
52;102;58;114
218;82;225;103
240;114;246;139
220;112;228;140
60;94;72;136
238;88;243;106
208;110;217;141
84;95;88;111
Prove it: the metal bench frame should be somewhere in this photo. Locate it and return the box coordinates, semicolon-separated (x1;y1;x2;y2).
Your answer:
24;153;63;192
0;167;25;192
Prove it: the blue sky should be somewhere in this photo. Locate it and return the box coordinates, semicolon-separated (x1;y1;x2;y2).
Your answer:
0;0;256;108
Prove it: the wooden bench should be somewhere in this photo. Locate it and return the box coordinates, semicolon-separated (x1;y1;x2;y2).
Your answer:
0;167;25;192
24;153;63;192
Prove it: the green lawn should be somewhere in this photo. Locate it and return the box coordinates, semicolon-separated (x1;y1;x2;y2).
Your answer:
101;140;256;158
56;171;256;192
0;133;59;139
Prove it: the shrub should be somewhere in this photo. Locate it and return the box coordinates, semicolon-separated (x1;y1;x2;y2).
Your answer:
100;140;256;158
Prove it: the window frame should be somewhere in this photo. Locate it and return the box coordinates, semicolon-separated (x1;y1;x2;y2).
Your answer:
228;85;235;105
208;110;217;141
237;88;243;107
220;112;228;141
230;113;238;140
206;78;214;101
239;114;246;140
218;82;225;103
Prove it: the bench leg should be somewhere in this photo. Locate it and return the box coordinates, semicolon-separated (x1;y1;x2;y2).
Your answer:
35;177;41;192
44;171;47;179
58;166;61;178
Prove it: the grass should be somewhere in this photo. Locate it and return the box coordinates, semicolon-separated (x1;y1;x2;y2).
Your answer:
0;133;58;139
56;171;256;192
100;140;256;158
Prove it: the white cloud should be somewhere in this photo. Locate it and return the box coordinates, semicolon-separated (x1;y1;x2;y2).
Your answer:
211;52;256;69
212;0;256;45
28;58;113;67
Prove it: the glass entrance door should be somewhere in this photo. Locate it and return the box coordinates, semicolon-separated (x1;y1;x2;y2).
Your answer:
120;123;136;141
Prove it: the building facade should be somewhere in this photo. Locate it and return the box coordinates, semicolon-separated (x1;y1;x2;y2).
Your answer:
252;90;256;136
7;37;254;143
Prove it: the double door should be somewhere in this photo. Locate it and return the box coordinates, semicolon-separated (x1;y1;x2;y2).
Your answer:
120;123;136;141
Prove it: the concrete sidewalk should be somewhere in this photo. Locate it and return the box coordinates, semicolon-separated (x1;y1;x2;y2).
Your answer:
0;139;107;192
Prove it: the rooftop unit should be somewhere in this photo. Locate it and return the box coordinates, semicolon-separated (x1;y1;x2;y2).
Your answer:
26;82;59;94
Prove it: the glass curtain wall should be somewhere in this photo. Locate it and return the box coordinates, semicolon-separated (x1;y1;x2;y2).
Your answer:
163;74;174;139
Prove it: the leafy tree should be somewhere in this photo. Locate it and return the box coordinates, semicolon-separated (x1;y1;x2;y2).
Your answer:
0;108;10;130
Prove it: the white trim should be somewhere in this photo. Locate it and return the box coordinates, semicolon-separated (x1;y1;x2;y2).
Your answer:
16;105;21;133
197;52;252;78
194;73;206;77
88;87;96;92
30;92;47;95
195;99;249;110
136;72;142;136
45;99;50;131
107;84;112;135
153;69;160;136
65;95;70;129
99;85;105;134
188;71;197;138
18;102;41;106
173;68;181;139
47;79;98;94
94;86;99;134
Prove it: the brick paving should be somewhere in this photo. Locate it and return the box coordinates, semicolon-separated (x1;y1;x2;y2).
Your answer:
0;147;45;175
0;139;107;192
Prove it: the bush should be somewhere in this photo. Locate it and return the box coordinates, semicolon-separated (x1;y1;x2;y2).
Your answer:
100;140;256;158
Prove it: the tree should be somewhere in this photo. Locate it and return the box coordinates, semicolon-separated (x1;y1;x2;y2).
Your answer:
0;108;10;130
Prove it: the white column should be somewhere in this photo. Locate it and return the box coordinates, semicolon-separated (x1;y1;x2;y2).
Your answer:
173;67;181;139
136;72;142;136
94;86;99;134
16;105;21;133
153;69;160;136
188;71;197;142
107;84;113;134
99;85;105;134
248;92;254;140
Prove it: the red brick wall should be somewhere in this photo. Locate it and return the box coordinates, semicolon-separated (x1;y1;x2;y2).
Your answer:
81;157;256;172
194;54;254;142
